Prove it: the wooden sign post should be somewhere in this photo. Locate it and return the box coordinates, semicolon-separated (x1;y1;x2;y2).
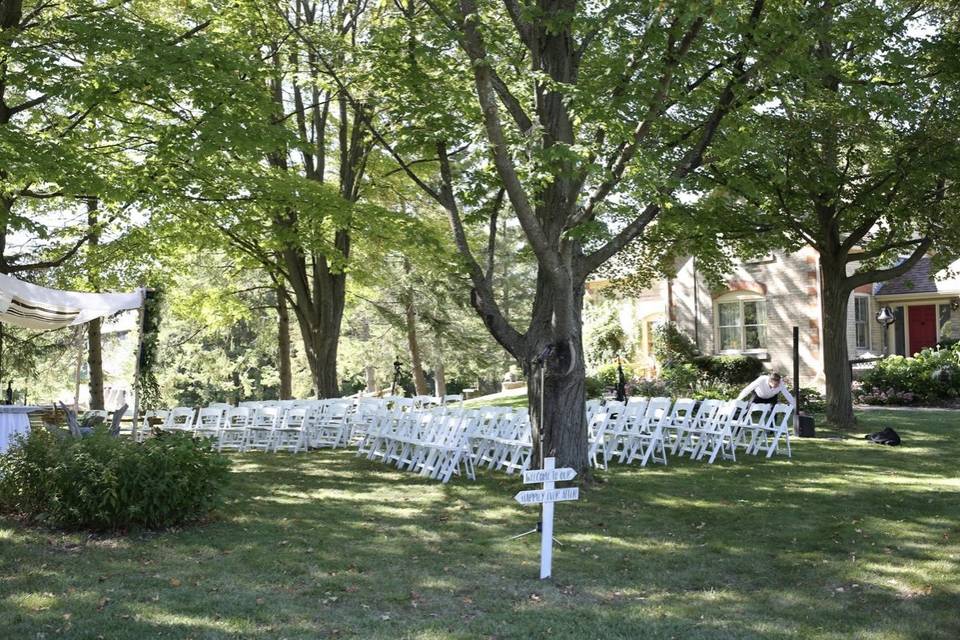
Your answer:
514;457;578;579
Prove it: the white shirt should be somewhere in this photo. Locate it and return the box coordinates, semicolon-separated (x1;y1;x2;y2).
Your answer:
737;375;796;406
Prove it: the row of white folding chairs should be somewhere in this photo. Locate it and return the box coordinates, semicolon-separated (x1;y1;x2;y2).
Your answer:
586;397;794;469
356;407;476;483
355;405;535;478
467;407;533;475
140;402;355;453
345;396;472;444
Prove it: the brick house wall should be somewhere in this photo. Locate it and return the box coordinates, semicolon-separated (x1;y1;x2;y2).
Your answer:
594;251;960;391
671;248;825;388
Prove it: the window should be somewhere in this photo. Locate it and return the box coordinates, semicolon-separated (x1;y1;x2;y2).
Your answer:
716;296;767;352
645;319;657;356
939;303;953;340
854;296;870;349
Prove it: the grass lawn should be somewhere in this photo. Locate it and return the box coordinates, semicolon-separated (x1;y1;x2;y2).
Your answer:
3;410;959;639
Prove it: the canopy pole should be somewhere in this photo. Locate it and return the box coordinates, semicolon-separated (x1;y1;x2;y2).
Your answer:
131;288;148;441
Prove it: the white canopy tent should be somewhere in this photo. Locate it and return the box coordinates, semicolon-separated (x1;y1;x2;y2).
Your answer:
0;273;148;440
0;273;143;330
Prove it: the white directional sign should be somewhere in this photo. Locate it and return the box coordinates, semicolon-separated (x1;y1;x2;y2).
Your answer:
514;487;580;505
513;457;579;580
522;467;577;484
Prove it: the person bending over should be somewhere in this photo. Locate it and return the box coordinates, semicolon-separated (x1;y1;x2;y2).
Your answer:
736;371;795;407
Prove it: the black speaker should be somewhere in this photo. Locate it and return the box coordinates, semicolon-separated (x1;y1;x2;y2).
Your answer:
796;415;815;438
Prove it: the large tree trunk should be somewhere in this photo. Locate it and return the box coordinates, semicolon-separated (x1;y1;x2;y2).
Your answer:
86;199;104;410
434;362;446;398
74;338;83;411
276;285;292;400
365;365;377;393
297;322;341;399
522;273;589;473
87;318;104;410
314;327;340;398
404;294;429;396
433;332;447;397
821;266;856;427
282;249;347;400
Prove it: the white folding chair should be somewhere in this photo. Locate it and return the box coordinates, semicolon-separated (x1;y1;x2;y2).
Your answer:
165;407;196;433
245;407;282;451
623;398;671;466
605;398;647;465
272;407;308;453
675;399;721;458
194;407;224;441
311;401;351;448
663;398;696;453
135;409;168;442
587;412;614;469
218;407;251;451
733;403;773;454
697;400;744;464
753;403;794;458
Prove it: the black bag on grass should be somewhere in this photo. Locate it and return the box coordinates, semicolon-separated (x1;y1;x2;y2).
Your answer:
865;427;901;446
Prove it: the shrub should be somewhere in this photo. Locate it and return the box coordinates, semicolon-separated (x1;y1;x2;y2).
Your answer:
591;361;640;388
857;344;960;404
937;337;960;350
660;363;700;392
584;303;630;369
690;381;742;401
855;387;919;406
798;387;825;413
584;375;606;399
692;355;765;385
627;378;671;398
0;428;230;531
652;322;698;368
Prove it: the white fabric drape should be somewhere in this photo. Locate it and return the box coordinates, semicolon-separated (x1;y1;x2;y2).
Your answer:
0;406;40;453
0;273;142;330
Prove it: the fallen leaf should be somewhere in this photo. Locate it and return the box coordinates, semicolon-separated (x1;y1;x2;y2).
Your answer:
169;578;182;588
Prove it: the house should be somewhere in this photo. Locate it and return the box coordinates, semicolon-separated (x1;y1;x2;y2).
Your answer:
590;249;960;389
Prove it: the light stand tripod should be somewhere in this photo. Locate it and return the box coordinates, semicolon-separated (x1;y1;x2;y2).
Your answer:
390;358;403;396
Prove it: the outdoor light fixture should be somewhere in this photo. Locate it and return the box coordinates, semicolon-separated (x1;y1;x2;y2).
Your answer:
876;306;896;356
951;297;960;312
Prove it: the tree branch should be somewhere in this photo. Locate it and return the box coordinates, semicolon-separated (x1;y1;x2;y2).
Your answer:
457;0;559;276
578;0;768;278
436;141;524;355
846;237;932;291
421;0;534;133
847;237;926;264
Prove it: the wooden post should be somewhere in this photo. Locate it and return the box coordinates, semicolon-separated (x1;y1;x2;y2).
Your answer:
131;288;148;441
793;326;800;432
539;457;556;580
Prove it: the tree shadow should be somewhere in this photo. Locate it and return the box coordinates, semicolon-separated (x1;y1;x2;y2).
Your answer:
1;409;957;639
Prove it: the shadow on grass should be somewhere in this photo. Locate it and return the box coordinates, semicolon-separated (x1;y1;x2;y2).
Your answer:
1;409;958;639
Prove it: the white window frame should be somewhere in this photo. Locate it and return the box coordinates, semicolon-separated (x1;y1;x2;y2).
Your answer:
854;295;870;350
714;293;768;354
938;303;953;341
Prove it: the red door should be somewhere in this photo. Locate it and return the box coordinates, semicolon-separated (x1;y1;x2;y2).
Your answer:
908;305;937;354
